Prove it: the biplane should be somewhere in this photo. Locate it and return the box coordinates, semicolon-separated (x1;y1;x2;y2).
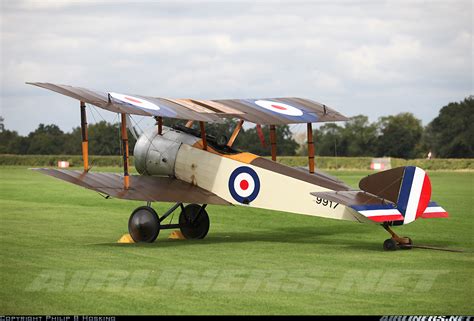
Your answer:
27;82;449;251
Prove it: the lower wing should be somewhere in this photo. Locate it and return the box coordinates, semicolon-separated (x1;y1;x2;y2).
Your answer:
32;168;231;205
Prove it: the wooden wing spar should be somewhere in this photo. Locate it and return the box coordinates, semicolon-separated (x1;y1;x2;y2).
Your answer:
26;82;348;125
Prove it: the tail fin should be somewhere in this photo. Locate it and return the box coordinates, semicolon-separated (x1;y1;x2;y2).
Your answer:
312;166;448;225
358;166;447;224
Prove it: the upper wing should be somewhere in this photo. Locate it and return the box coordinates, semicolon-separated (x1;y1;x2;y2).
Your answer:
26;82;223;122
215;97;348;124
32;168;231;205
27;82;348;124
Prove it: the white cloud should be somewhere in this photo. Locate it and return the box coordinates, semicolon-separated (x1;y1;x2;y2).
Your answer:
338;35;422;83
0;0;472;135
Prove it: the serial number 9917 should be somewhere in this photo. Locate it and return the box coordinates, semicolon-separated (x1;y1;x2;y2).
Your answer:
314;197;339;209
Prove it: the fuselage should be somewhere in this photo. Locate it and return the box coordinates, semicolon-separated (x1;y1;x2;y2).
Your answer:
134;126;367;223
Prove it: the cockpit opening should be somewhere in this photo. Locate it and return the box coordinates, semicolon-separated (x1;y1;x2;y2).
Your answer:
171;123;241;155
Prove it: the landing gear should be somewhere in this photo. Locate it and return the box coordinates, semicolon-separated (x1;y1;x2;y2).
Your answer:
179;204;210;239
398;237;413;250
383;238;397;251
128;203;209;243
128;206;160;243
382;223;413;251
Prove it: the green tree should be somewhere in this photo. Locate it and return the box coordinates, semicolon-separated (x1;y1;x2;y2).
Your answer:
63;128;82;155
0;129;25;154
376;113;423;159
20;121;138;156
206;118;239;140
162;118;298;156
312;115;378;157
313;123;346;156
343;115;378;156
86;121;137;155
26;124;66;154
425;97;474;158
235;124;298;156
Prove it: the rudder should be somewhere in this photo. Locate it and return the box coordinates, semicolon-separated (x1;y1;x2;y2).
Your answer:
359;166;433;224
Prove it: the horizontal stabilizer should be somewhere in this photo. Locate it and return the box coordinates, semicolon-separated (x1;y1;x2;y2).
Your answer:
311;190;404;223
31;168;231;205
350;204;404;222
421;202;449;219
313;166;449;225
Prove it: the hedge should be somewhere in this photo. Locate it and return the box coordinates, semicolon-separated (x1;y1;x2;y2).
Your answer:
0;155;134;167
1;154;472;170
275;156;474;170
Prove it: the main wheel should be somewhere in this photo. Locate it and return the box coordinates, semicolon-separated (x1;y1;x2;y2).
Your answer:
383;238;398;251
179;204;210;239
128;206;160;243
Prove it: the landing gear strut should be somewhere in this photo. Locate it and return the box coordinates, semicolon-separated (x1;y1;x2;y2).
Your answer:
382;223;413;251
128;202;210;243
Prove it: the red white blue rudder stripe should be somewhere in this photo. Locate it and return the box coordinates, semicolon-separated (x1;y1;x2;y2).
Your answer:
350;166;440;225
350;204;404;223
397;166;432;224
421;201;449;218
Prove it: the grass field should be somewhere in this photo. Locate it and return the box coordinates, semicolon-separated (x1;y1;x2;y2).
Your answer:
0;166;473;315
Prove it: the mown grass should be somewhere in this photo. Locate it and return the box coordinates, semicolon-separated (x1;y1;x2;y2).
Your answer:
0;166;472;315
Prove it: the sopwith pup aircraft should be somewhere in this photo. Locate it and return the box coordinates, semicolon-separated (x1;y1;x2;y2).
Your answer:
27;82;449;251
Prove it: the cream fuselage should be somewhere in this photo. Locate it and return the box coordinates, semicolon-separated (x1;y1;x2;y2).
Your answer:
134;126;366;223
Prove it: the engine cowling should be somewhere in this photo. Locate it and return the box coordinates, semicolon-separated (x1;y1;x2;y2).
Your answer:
134;126;199;176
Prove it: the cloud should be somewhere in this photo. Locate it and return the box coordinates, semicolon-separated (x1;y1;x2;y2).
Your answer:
337;35;423;83
1;0;472;135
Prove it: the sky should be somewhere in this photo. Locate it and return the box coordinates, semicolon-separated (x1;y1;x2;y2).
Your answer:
1;0;472;135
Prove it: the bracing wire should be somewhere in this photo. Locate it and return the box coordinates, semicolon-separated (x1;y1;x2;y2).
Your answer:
128;114;177;157
84;104;217;172
87;103;99;124
87;102;172;159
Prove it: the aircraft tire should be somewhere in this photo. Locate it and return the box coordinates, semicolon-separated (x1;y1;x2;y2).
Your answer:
128;206;160;243
383;238;398;251
179;204;210;240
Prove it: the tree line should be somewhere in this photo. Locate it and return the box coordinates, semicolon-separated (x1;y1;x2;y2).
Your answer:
0;97;472;159
311;96;473;158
